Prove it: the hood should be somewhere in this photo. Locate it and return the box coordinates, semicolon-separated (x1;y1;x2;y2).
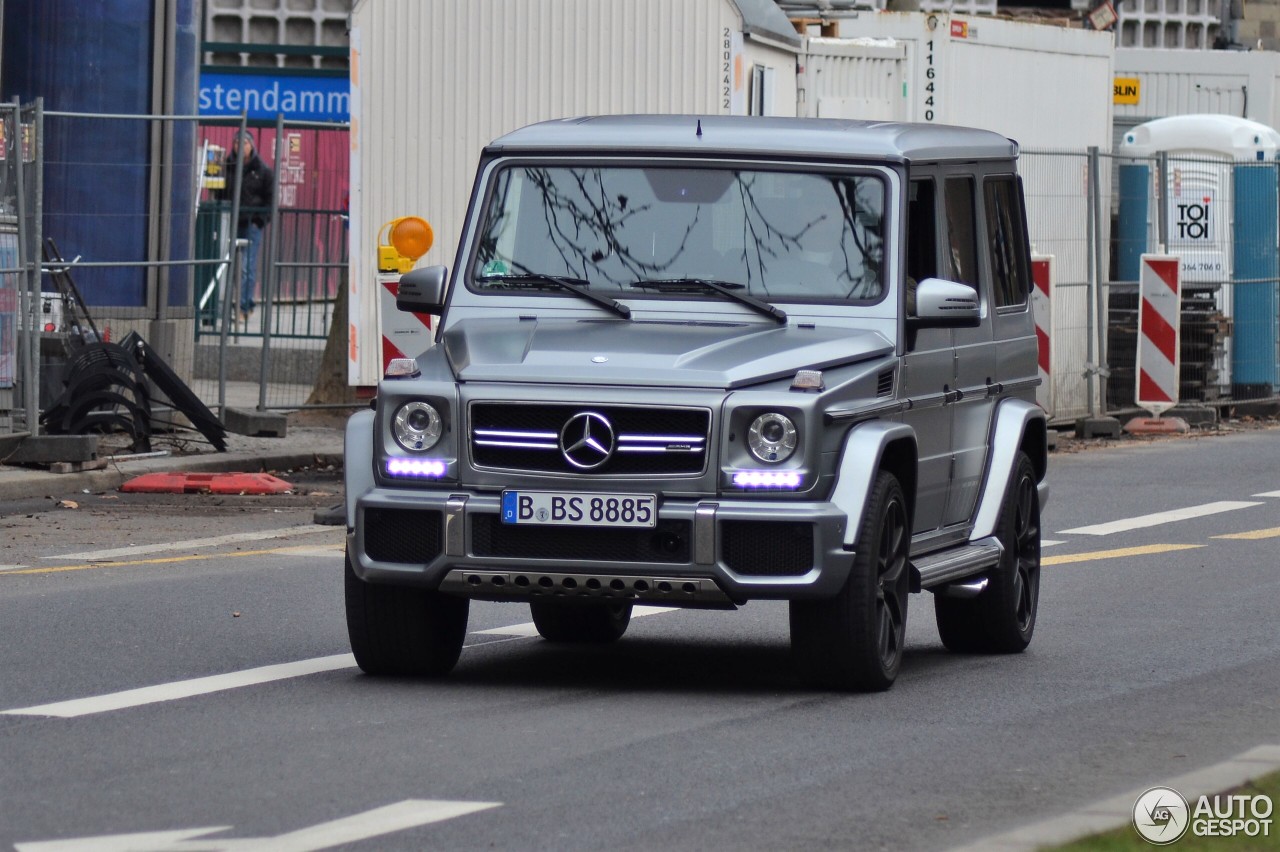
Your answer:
440;317;893;389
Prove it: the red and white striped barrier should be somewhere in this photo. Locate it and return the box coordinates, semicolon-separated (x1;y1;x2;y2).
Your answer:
1030;255;1053;415
377;271;434;373
1136;254;1181;416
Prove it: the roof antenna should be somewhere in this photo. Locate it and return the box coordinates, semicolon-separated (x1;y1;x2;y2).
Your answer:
696;119;703;138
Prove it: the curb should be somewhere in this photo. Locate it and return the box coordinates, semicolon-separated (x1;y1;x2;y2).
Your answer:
0;449;345;503
949;744;1280;851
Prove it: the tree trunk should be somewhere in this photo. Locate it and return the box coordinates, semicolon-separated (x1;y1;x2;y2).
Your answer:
305;267;359;407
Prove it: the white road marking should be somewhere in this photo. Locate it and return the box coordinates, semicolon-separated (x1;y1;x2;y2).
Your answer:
14;799;502;852
1058;501;1263;536
2;607;683;719
1253;490;1280;498
474;604;679;637
0;564;28;572
1;654;357;718
1041;539;1065;548
43;525;339;562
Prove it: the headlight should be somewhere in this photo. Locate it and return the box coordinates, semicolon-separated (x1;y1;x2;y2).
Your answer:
747;412;797;463
393;401;442;451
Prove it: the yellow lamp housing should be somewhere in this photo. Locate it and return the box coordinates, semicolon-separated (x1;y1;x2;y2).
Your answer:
377;216;434;273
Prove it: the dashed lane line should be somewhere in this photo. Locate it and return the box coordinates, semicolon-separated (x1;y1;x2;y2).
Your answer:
42;525;340;562
1057;501;1262;536
1;607;684;718
1213;526;1280;540
1;655;358;718
0;544;343;576
1040;543;1205;566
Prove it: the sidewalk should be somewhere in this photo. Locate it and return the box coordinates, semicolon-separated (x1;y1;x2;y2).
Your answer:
0;411;348;503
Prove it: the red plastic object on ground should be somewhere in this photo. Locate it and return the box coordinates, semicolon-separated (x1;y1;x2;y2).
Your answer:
120;472;294;494
1122;416;1190;435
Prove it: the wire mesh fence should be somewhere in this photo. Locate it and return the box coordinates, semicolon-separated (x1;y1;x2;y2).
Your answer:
30;108;349;421
0;100;43;437
8;108;1280;452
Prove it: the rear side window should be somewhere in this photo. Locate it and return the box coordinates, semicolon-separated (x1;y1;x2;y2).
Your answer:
944;176;979;287
983;176;1030;309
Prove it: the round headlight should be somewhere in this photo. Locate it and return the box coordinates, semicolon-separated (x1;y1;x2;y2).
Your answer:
393;401;442;451
747;412;797;463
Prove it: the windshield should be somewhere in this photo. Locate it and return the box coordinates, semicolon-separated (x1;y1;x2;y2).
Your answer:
471;164;887;303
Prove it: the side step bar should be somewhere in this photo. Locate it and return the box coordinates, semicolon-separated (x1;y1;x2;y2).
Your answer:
911;536;1003;592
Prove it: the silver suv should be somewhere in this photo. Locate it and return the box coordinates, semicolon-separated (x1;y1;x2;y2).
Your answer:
344;115;1048;691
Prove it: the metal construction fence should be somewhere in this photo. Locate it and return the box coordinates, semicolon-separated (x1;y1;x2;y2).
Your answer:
24;106;349;427
0;100;43;439
1021;147;1280;423
3;107;1279;453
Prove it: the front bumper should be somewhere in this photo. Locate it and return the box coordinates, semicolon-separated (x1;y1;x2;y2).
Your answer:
348;485;855;606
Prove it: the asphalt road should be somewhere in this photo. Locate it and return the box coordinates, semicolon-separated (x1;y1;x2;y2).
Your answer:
0;428;1277;851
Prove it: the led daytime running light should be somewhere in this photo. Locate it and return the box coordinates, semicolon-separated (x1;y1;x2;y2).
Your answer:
386;458;447;478
733;469;802;489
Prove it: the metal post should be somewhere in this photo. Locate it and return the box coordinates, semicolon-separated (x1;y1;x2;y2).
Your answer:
258;112;284;412
1090;147;1108;413
11;98;36;432
28;100;44;431
218;238;246;416
1085;147;1098;417
1157;151;1170;252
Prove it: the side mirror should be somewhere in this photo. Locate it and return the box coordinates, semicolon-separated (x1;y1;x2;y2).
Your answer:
909;278;981;328
396;265;448;315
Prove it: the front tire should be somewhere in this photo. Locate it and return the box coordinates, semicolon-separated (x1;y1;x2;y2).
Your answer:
529;599;633;644
790;471;910;691
935;451;1041;653
344;549;469;676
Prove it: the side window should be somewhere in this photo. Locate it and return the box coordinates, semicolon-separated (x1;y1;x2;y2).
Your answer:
983;176;1030;309
906;179;937;315
943;176;979;287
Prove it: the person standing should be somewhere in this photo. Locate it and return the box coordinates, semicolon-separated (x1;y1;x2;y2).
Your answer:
217;131;274;323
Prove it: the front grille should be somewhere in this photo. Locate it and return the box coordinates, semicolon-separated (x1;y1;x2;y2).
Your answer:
721;520;814;576
470;403;710;475
471;514;691;564
364;508;442;564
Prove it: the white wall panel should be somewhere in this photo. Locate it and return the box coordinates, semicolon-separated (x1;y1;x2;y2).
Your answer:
349;0;798;382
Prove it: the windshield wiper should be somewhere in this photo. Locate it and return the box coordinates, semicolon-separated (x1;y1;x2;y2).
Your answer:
479;260;630;319
629;277;786;324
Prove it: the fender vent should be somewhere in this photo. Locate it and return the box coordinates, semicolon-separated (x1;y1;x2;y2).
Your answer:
877;370;895;397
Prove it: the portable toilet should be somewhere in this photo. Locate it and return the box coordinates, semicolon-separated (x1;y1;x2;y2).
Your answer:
1117;114;1280;400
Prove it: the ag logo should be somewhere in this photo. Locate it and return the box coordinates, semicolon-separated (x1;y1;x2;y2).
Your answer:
1133;786;1190;845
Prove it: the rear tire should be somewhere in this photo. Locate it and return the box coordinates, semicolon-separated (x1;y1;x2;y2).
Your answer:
529;599;633;644
344;549;469;676
790;471;910;691
935;451;1040;653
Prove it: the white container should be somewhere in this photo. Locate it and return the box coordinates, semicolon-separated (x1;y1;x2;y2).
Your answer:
1113;48;1280;147
803;13;1113;423
801;13;1114;151
347;0;802;386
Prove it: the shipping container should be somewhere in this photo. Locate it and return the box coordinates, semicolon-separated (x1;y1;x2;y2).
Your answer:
801;13;1114;422
802;13;1114;150
347;0;802;386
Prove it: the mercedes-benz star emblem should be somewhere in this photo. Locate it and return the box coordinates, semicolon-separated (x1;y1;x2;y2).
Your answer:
560;411;615;470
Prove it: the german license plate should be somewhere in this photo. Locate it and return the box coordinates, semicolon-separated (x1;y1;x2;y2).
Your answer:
501;491;656;527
